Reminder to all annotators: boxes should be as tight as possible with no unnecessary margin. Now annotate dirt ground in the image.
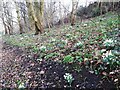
[0,42,117,89]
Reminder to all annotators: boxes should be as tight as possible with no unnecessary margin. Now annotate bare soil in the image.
[0,42,117,89]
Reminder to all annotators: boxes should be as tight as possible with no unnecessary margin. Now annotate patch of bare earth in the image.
[0,43,116,89]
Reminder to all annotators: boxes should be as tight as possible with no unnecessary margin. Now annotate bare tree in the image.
[1,13,8,34]
[14,1,24,34]
[70,0,79,26]
[1,1,14,35]
[26,1,34,31]
[44,1,57,29]
[19,1,29,32]
[26,0,44,35]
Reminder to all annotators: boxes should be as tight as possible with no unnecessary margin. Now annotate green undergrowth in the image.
[3,12,120,83]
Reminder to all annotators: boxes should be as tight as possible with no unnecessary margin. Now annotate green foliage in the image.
[74,41,83,48]
[32,46,39,53]
[17,80,25,89]
[66,34,71,38]
[75,55,83,63]
[44,53,59,60]
[106,17,119,29]
[92,7,101,17]
[39,46,46,52]
[84,53,92,58]
[102,51,120,70]
[18,82,25,89]
[64,73,74,86]
[3,12,119,81]
[103,39,115,47]
[63,55,74,63]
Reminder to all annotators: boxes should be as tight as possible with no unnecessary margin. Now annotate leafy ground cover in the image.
[1,12,120,89]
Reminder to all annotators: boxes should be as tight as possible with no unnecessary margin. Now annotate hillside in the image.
[1,12,120,89]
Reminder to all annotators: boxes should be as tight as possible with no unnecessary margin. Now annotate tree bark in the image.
[70,0,78,26]
[26,1,34,31]
[26,0,44,35]
[2,16,8,34]
[15,2,24,34]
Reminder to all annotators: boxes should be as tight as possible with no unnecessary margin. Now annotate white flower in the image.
[102,50,114,59]
[103,39,114,47]
[24,35,28,38]
[20,37,24,40]
[115,28,118,31]
[18,82,25,88]
[109,72,115,74]
[83,23,87,27]
[96,22,99,24]
[69,26,73,29]
[101,49,106,53]
[62,39,68,44]
[64,73,74,83]
[40,70,45,74]
[51,38,56,42]
[74,41,83,48]
[40,46,46,51]
[114,79,118,82]
[66,34,71,37]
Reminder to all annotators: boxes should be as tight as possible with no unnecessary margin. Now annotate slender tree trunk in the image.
[2,17,8,34]
[100,2,103,15]
[59,2,63,25]
[15,2,24,34]
[26,1,34,31]
[7,26,11,35]
[70,0,78,26]
[39,0,44,33]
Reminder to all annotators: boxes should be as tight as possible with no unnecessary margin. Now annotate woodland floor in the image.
[0,43,117,89]
[0,12,120,89]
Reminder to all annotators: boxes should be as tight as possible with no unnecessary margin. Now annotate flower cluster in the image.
[64,73,74,86]
[103,39,115,47]
[74,41,83,48]
[40,46,46,52]
[102,50,113,59]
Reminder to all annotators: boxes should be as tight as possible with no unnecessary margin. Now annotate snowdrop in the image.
[83,23,87,27]
[102,50,113,59]
[64,73,74,86]
[51,38,56,42]
[18,82,25,89]
[40,46,46,51]
[62,39,68,44]
[69,26,73,29]
[20,37,24,40]
[24,35,28,38]
[101,49,106,53]
[74,41,83,48]
[103,39,114,47]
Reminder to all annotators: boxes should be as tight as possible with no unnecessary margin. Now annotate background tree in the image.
[70,0,79,26]
[1,1,14,35]
[26,1,34,31]
[14,1,24,34]
[26,0,44,35]
[44,1,57,29]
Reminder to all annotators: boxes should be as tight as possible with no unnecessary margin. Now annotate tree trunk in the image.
[26,1,34,31]
[39,0,44,33]
[70,0,78,26]
[1,15,8,34]
[15,2,24,34]
[59,2,64,25]
[100,2,103,15]
[26,0,44,35]
[34,0,44,34]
